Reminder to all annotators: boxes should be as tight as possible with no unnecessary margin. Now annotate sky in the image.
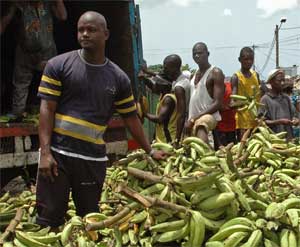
[136,0,300,79]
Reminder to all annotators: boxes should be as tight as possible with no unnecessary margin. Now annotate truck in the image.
[0,0,149,187]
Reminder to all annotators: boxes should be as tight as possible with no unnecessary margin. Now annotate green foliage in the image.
[148,64,163,73]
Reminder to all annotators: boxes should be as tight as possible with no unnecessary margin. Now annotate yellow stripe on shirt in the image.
[114,95,134,106]
[42,75,62,86]
[54,128,105,145]
[55,113,106,132]
[38,86,61,96]
[116,105,137,114]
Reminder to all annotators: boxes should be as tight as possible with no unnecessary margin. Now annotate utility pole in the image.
[275,18,287,68]
[275,24,279,68]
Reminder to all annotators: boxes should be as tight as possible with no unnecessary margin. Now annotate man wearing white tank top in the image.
[185,42,225,144]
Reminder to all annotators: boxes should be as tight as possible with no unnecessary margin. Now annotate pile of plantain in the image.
[1,124,300,247]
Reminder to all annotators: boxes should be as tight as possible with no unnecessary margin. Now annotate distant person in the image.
[140,55,190,144]
[185,42,225,144]
[0,0,67,121]
[258,69,299,140]
[143,77,177,143]
[163,55,190,146]
[282,78,300,138]
[213,80,236,150]
[231,47,261,140]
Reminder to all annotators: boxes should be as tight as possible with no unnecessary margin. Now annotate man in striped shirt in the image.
[36,11,166,228]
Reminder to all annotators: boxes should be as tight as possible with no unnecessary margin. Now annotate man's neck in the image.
[81,49,106,65]
[198,63,211,73]
[241,67,251,76]
[270,89,281,96]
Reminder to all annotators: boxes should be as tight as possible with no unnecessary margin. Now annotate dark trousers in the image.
[36,151,106,227]
[213,129,237,150]
[12,45,56,115]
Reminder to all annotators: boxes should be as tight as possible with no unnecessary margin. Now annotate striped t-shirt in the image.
[38,50,137,160]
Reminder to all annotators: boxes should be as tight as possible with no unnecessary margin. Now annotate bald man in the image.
[36,11,166,228]
[186,42,224,144]
[162,54,190,145]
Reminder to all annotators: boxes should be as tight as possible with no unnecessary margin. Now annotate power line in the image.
[281,26,300,30]
[280,48,300,51]
[280,51,300,57]
[281,41,300,46]
[259,36,276,74]
[256,48,276,63]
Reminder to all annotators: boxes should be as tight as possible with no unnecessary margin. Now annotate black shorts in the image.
[36,151,107,227]
[213,130,237,150]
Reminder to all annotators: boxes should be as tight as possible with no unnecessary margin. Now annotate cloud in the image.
[256,0,300,17]
[223,8,232,16]
[136,0,207,8]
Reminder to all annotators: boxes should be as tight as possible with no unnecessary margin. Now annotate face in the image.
[239,52,254,70]
[163,61,178,81]
[193,45,209,66]
[77,15,109,51]
[270,73,285,92]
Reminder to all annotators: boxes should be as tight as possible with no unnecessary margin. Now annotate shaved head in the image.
[164,54,182,70]
[78,11,107,30]
[77,11,109,54]
[192,42,209,66]
[193,42,208,52]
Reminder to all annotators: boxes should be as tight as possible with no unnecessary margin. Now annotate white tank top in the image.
[189,65,221,121]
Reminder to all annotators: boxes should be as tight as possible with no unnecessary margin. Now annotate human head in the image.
[77,11,109,51]
[239,47,254,71]
[162,54,182,81]
[267,69,285,93]
[282,79,294,95]
[192,42,209,67]
[153,75,172,95]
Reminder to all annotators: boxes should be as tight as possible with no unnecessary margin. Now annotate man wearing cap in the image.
[258,69,299,140]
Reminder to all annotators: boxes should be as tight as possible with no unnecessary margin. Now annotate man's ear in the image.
[105,29,110,40]
[208,51,210,56]
[238,56,241,62]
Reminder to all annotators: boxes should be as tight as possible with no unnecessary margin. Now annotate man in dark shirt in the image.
[258,69,299,140]
[0,0,67,120]
[36,11,166,228]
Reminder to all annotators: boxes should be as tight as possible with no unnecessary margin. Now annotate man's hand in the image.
[184,119,194,136]
[151,150,168,160]
[279,119,293,125]
[39,151,58,182]
[292,118,299,126]
[138,70,146,80]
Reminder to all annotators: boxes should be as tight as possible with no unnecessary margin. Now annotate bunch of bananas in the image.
[230,93,262,118]
[1,124,300,246]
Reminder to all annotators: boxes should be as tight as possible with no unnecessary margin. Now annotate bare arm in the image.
[123,115,168,159]
[230,73,238,105]
[296,101,300,113]
[39,99,58,182]
[0,5,17,34]
[123,114,152,153]
[191,68,224,120]
[265,119,292,126]
[145,96,175,124]
[174,86,186,141]
[51,0,67,21]
[256,72,261,100]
